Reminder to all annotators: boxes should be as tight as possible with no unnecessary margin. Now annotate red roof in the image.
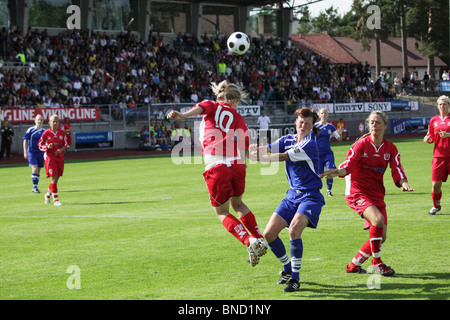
[291,33,446,67]
[291,33,357,64]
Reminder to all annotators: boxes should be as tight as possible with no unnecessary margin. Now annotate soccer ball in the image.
[227,32,250,55]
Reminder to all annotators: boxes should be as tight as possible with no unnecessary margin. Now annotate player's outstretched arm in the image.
[248,143,287,162]
[319,168,347,179]
[167,106,204,121]
[248,143,268,161]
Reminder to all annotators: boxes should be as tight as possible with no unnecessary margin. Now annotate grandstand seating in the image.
[1,26,433,113]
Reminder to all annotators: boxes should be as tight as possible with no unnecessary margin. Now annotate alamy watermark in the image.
[366,266,382,289]
[66,5,81,30]
[66,265,81,290]
[367,5,381,30]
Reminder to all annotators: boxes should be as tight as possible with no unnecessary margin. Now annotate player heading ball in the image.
[167,80,268,267]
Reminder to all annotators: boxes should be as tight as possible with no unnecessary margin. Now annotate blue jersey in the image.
[23,126,46,153]
[314,122,338,156]
[269,132,322,191]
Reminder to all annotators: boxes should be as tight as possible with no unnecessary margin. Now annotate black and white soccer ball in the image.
[227,32,250,55]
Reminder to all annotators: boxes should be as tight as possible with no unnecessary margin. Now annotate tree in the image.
[29,1,67,28]
[312,6,340,34]
[350,0,408,77]
[291,0,449,79]
[399,1,409,77]
[407,0,450,76]
[351,0,383,77]
[310,5,363,37]
[295,6,313,34]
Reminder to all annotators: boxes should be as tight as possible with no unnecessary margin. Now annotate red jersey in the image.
[339,136,408,200]
[426,115,450,158]
[197,100,249,158]
[38,128,68,160]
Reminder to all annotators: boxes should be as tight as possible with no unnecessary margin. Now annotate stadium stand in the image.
[0,26,412,111]
[0,25,443,155]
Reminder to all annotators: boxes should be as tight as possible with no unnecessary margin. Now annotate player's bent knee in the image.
[263,229,277,243]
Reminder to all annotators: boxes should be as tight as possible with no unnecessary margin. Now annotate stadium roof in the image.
[291,33,446,67]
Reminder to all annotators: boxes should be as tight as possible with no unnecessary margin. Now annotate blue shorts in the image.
[28,151,45,168]
[275,188,325,228]
[318,151,336,174]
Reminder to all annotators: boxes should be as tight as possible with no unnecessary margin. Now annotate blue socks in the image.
[290,239,303,281]
[327,178,333,192]
[269,237,291,272]
[269,237,304,281]
[32,173,40,189]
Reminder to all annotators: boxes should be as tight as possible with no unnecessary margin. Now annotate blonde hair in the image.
[49,114,59,122]
[210,80,249,104]
[355,111,388,142]
[437,95,450,104]
[366,110,388,125]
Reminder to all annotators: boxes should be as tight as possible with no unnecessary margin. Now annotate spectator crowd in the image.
[0,26,434,113]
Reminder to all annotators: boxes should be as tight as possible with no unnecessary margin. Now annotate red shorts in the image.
[45,157,64,178]
[203,163,246,207]
[345,193,387,229]
[432,157,450,182]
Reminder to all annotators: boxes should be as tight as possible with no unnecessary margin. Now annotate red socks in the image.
[48,183,59,202]
[222,211,263,247]
[369,226,384,265]
[49,183,57,194]
[222,215,251,246]
[350,240,371,267]
[432,191,442,208]
[239,211,263,239]
[349,226,384,268]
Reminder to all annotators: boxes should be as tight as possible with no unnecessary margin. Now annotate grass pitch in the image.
[0,137,448,300]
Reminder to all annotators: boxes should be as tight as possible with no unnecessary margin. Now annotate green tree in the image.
[28,1,67,28]
[333,10,360,37]
[407,0,450,74]
[312,6,340,34]
[295,6,313,34]
[350,0,409,77]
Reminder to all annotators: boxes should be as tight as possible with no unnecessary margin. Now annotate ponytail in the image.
[210,80,249,104]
